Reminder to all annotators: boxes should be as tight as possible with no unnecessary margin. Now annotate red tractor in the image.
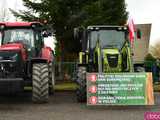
[0,22,54,103]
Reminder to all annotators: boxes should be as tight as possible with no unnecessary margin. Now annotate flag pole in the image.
[127,17,136,72]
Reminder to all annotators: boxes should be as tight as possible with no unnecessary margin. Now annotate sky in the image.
[0,0,159,45]
[0,0,25,21]
[126,0,160,45]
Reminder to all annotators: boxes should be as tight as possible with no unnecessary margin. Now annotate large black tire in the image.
[76,66,86,102]
[49,62,55,95]
[32,63,49,103]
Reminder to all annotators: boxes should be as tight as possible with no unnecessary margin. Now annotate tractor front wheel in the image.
[76,66,86,102]
[32,63,49,103]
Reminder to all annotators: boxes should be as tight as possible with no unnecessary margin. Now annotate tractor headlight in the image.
[0,25,5,29]
[31,24,36,28]
[123,27,127,30]
[28,48,31,51]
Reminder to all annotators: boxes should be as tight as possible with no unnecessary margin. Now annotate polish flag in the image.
[127,18,136,44]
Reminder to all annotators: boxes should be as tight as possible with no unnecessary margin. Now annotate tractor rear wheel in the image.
[32,63,49,103]
[76,66,86,102]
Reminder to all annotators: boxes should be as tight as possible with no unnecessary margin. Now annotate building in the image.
[133,24,151,64]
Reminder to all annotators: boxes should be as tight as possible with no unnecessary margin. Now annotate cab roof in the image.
[0,22,42,27]
[87,25,127,30]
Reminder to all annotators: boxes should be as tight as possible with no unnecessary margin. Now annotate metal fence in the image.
[54,62,77,83]
[54,61,160,84]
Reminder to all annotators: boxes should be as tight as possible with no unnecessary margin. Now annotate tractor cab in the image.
[87,26,127,50]
[0,22,44,58]
[75,25,132,73]
[87,26,131,72]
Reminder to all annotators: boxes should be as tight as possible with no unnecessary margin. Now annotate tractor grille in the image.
[0,62,19,78]
[106,54,118,68]
[0,51,23,78]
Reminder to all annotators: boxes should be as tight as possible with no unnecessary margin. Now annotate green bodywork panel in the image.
[102,49,121,72]
[79,51,89,64]
[93,41,132,72]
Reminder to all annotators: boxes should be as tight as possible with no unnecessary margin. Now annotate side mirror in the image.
[137,28,142,39]
[74,27,85,42]
[42,31,48,37]
[0,24,5,31]
[42,30,52,37]
[74,28,80,40]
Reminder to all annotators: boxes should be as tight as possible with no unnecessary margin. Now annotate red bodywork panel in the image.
[0,22,42,27]
[41,46,53,62]
[0,43,27,61]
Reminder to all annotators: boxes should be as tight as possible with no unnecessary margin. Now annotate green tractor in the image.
[74,25,139,102]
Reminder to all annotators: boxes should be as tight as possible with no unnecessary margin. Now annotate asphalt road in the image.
[0,92,159,120]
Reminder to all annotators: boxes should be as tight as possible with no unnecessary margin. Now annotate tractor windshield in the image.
[2,29,34,48]
[90,29,126,49]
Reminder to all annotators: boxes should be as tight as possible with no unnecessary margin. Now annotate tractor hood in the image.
[102,48,121,72]
[0,43,24,51]
[0,43,27,61]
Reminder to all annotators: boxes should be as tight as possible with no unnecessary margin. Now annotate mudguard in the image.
[41,46,53,62]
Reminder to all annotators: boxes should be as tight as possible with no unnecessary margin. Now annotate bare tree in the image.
[149,41,160,59]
